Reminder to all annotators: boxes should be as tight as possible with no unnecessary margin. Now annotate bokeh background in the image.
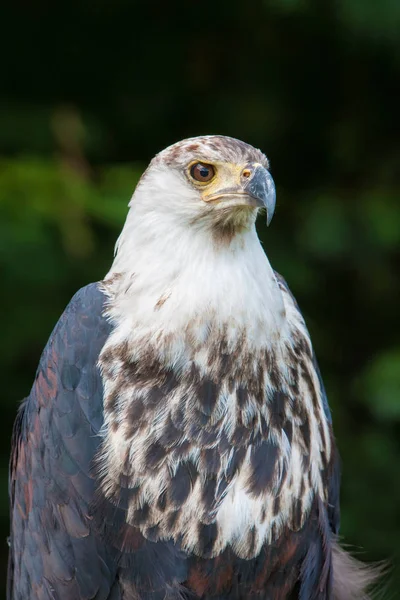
[1,0,399,596]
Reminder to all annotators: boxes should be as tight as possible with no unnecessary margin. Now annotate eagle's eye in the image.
[189,162,215,183]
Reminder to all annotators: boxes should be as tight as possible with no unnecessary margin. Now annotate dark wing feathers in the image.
[8,283,115,600]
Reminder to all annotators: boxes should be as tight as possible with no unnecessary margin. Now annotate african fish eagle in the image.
[8,136,377,599]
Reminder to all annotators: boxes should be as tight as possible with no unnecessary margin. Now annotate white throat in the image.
[103,199,287,353]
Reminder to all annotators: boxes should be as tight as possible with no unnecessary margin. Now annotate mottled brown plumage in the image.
[8,136,379,599]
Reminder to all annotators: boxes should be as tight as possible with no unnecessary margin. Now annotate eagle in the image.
[8,136,377,599]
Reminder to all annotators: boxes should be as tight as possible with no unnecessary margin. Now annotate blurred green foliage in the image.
[1,0,399,596]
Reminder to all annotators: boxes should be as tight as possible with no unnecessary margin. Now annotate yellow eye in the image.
[190,162,215,183]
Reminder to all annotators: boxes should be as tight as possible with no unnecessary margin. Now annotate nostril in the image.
[242,169,251,179]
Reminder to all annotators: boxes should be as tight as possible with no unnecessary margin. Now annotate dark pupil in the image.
[199,166,209,179]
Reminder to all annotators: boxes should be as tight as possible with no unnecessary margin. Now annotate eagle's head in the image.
[148,135,275,229]
[124,135,275,243]
[109,136,281,322]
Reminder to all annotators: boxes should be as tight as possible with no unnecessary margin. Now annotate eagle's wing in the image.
[7,283,118,600]
[274,270,341,536]
[273,271,381,600]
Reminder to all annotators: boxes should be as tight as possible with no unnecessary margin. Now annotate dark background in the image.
[1,0,399,596]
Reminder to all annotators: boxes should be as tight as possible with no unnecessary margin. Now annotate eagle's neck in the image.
[103,212,287,354]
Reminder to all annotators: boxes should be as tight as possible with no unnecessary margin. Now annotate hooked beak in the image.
[242,165,276,226]
[203,164,276,226]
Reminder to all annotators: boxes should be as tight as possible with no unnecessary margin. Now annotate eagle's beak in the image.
[203,164,276,226]
[242,165,276,226]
